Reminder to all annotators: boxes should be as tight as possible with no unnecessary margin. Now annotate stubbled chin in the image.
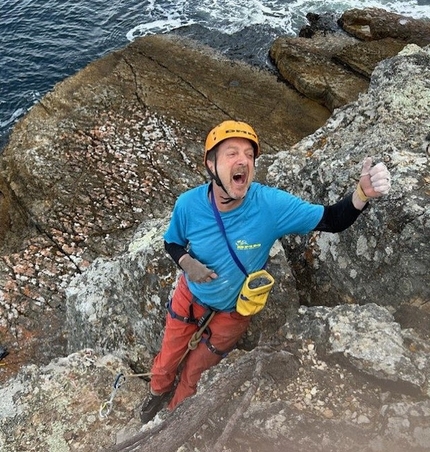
[230,183,249,199]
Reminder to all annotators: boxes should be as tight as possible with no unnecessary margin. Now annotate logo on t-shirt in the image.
[236,240,261,250]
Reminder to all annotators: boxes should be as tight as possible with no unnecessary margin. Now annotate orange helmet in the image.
[204,120,260,164]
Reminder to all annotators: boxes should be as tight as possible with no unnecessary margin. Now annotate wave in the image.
[1,0,428,149]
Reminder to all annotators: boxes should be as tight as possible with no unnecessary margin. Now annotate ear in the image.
[206,159,215,174]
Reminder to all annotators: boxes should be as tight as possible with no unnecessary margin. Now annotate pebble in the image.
[323,409,334,419]
[357,414,371,424]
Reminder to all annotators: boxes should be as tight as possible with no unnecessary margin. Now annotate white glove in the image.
[179,254,218,283]
[357,157,391,201]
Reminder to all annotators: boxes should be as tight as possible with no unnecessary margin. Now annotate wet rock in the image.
[339,8,430,45]
[299,12,341,38]
[172,23,282,73]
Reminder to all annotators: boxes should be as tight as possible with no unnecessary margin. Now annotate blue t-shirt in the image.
[164,182,323,311]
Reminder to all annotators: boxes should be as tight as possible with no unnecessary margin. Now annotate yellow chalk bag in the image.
[236,269,275,316]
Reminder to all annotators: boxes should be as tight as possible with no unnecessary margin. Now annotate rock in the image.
[299,12,341,38]
[0,33,329,379]
[377,400,430,451]
[2,340,429,452]
[268,44,430,313]
[171,23,282,73]
[270,31,368,111]
[394,304,430,340]
[0,350,147,451]
[334,37,408,77]
[65,218,173,362]
[339,8,430,45]
[270,8,430,111]
[282,303,430,396]
[0,190,10,243]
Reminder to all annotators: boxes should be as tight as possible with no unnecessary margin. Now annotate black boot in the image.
[139,391,172,423]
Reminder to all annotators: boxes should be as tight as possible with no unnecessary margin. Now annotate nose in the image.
[237,150,249,165]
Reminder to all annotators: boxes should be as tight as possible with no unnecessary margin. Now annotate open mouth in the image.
[232,172,247,185]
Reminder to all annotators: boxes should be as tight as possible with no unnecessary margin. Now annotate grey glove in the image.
[179,254,218,283]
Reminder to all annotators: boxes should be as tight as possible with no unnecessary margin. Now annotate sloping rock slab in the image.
[334,37,408,77]
[0,34,329,381]
[270,32,369,111]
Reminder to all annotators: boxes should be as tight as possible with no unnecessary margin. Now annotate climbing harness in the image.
[99,300,221,418]
[166,298,197,324]
[167,298,229,358]
[201,337,229,358]
[178,308,216,363]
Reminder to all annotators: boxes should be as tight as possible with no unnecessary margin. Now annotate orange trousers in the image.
[150,274,251,410]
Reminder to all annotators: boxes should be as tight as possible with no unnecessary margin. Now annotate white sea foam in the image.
[1,0,428,147]
[125,0,430,40]
[0,108,25,129]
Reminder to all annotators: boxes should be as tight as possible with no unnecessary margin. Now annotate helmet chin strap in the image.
[206,154,237,205]
[207,169,236,204]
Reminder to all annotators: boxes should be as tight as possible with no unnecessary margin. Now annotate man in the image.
[140,120,391,422]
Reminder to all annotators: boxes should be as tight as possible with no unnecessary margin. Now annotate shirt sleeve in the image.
[268,187,324,236]
[164,240,188,266]
[163,196,188,247]
[314,193,367,232]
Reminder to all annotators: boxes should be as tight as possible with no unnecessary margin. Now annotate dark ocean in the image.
[1,0,429,151]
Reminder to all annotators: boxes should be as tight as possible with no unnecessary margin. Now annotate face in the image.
[207,137,255,202]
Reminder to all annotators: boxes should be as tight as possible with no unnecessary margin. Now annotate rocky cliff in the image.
[0,8,429,452]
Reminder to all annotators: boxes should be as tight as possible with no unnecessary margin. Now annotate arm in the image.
[314,193,367,232]
[164,241,188,266]
[164,241,218,283]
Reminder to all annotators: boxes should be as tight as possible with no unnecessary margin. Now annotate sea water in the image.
[1,0,429,150]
